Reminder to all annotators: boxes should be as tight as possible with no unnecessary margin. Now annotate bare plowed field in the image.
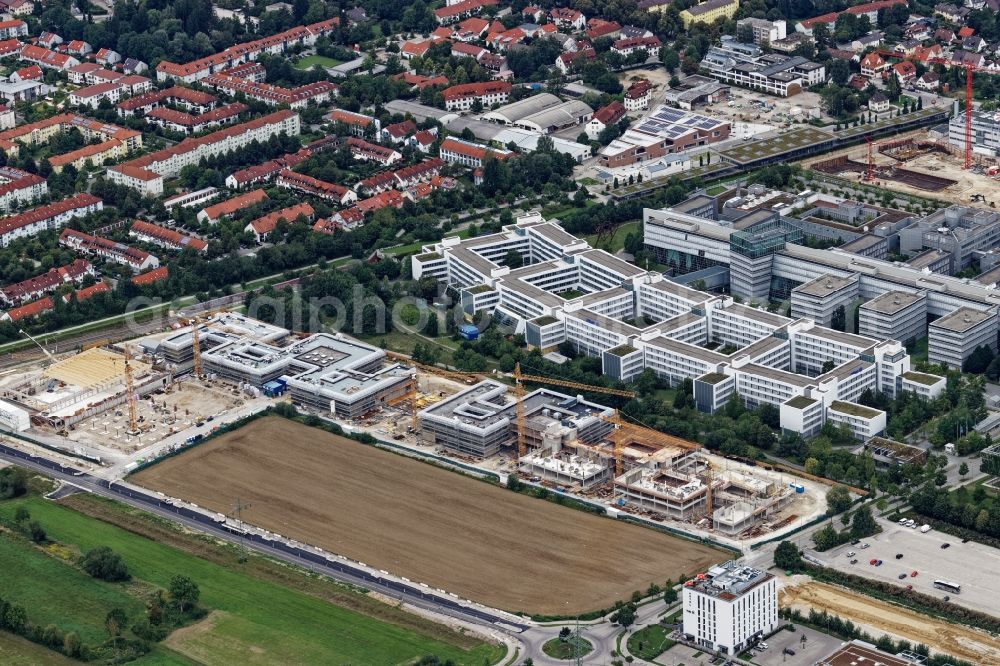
[133,417,726,615]
[780,579,1000,663]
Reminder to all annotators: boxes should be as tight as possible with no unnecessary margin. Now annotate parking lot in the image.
[751,625,843,666]
[814,517,1000,616]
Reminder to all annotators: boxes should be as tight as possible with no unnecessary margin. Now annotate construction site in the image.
[806,129,1000,206]
[374,363,827,545]
[0,310,826,546]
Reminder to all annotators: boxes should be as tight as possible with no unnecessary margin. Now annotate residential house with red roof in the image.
[860,52,888,77]
[276,170,357,206]
[130,220,208,253]
[245,202,315,242]
[439,137,514,168]
[20,44,78,70]
[586,101,626,139]
[381,119,416,144]
[585,19,621,40]
[59,228,159,272]
[892,60,917,83]
[442,81,511,111]
[434,0,497,25]
[0,258,93,306]
[197,189,268,224]
[549,7,586,30]
[131,266,168,286]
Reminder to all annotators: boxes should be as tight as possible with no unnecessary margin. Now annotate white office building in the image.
[683,561,777,656]
[413,211,930,436]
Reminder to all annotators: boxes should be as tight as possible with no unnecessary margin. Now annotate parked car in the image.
[860,543,870,549]
[876,560,883,566]
[941,543,951,549]
[911,571,918,577]
[850,559,858,564]
[895,553,904,559]
[906,584,913,590]
[870,558,878,565]
[846,551,856,557]
[783,648,796,656]
[898,573,908,579]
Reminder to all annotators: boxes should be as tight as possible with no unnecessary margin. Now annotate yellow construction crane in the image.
[122,345,139,436]
[191,321,202,378]
[514,363,527,458]
[184,308,230,379]
[512,367,637,398]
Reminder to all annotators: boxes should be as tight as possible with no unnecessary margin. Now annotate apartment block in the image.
[0,193,102,247]
[108,110,300,196]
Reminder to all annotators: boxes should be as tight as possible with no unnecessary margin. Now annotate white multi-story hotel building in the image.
[683,561,777,656]
[413,212,936,436]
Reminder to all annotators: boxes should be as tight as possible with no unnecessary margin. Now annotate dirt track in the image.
[779,579,1000,663]
[133,417,726,615]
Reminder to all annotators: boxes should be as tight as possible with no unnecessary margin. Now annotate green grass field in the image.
[0,631,76,665]
[584,220,640,253]
[0,495,502,665]
[0,533,147,645]
[627,624,676,660]
[293,55,342,70]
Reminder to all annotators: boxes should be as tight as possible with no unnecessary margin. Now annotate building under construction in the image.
[0,346,171,431]
[615,452,792,534]
[148,315,415,420]
[417,380,615,459]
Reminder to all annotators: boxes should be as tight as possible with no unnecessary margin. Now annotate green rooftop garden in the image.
[786,395,816,409]
[606,344,637,357]
[902,371,943,386]
[830,400,880,418]
[416,252,441,262]
[698,372,730,385]
[532,315,558,326]
[466,284,493,294]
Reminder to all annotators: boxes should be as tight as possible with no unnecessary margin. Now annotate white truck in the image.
[920,524,931,533]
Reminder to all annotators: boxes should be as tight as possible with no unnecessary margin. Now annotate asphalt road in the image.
[0,442,529,636]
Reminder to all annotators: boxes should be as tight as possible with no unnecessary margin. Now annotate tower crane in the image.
[123,345,139,436]
[929,57,996,170]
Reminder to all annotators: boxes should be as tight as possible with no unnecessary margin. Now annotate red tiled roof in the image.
[0,258,91,303]
[434,0,498,20]
[593,101,626,125]
[13,64,40,79]
[155,18,340,78]
[131,266,168,286]
[0,193,100,237]
[130,220,207,251]
[799,0,906,29]
[5,296,53,321]
[200,189,268,221]
[442,81,511,101]
[249,202,315,235]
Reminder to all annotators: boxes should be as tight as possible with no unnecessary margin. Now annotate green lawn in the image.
[293,55,342,70]
[627,624,676,660]
[0,631,76,665]
[584,220,640,253]
[542,635,593,659]
[0,495,502,665]
[0,532,147,645]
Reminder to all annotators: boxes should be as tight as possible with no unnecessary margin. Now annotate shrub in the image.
[80,546,130,582]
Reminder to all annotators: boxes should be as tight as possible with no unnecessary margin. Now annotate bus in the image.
[933,580,961,594]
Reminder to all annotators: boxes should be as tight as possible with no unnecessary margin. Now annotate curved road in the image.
[0,442,530,637]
